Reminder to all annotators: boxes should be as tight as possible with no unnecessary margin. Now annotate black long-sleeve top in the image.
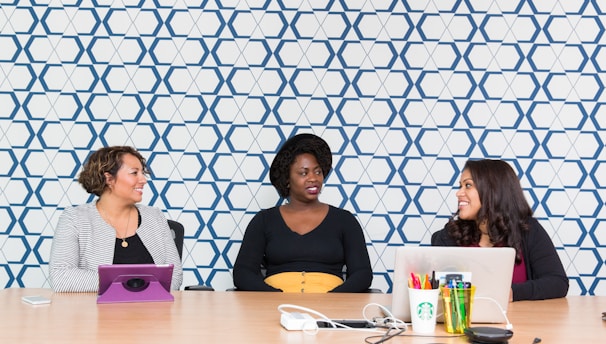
[233,205,372,292]
[431,217,569,301]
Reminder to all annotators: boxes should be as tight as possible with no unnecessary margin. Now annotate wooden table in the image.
[1,288,604,343]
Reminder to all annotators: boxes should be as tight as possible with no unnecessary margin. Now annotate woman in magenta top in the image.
[431,159,568,301]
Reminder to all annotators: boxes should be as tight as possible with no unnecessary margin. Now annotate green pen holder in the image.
[441,285,475,334]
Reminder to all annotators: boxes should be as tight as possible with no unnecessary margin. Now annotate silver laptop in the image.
[390,246,516,323]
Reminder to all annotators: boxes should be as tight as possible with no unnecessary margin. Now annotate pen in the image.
[457,283,467,329]
[424,274,432,290]
[410,273,420,289]
[464,286,470,327]
[450,287,457,332]
[453,285,465,332]
[442,287,454,332]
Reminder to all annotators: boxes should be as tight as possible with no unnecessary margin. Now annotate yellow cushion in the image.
[264,271,343,293]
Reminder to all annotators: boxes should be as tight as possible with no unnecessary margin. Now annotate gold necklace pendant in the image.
[99,203,133,249]
[120,209,131,248]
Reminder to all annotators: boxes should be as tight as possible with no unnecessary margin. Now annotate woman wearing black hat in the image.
[233,133,373,292]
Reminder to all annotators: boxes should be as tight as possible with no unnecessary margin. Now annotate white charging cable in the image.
[277,303,393,333]
[474,297,513,330]
[362,302,408,331]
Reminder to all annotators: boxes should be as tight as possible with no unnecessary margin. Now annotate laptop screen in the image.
[390,246,515,323]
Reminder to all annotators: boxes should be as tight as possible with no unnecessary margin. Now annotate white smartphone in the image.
[21,295,52,305]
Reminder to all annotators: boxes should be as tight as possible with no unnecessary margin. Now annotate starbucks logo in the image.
[416,301,434,320]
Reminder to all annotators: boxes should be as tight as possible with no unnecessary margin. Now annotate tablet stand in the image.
[97,274,174,304]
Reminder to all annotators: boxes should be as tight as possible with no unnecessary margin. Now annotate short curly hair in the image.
[78,146,149,196]
[269,133,332,198]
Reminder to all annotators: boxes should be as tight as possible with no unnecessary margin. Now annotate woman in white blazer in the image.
[49,146,182,292]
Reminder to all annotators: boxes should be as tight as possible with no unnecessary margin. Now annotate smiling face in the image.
[456,168,482,221]
[105,153,147,204]
[287,153,324,203]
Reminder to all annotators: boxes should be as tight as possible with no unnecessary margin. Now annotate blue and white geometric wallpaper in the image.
[1,0,605,295]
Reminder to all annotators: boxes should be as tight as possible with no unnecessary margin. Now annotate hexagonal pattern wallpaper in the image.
[0,1,605,295]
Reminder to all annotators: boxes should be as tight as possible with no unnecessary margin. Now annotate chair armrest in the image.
[184,285,215,291]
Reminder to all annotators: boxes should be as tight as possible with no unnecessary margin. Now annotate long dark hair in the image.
[445,159,533,262]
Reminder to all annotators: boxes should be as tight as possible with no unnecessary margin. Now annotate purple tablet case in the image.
[97,264,174,304]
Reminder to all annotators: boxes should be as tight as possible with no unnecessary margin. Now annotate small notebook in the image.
[390,246,516,323]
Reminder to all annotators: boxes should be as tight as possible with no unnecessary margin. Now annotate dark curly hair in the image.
[78,146,149,197]
[445,159,533,263]
[269,133,332,198]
